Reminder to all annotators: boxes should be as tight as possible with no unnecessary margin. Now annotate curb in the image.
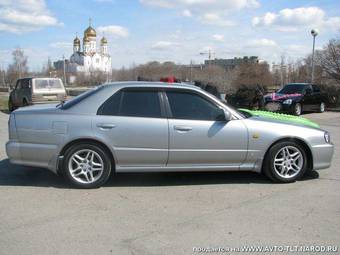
[326,108,340,112]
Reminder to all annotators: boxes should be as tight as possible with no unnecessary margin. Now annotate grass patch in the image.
[0,96,8,111]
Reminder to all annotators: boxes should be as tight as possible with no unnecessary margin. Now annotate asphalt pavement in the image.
[0,111,339,255]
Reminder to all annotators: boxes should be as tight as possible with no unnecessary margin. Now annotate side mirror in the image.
[224,110,232,121]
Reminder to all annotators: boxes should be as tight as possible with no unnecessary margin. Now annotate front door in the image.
[94,88,168,169]
[165,90,248,167]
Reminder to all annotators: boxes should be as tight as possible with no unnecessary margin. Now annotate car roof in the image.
[102,81,200,91]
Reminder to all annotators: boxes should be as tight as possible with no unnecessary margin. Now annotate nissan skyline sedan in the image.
[6,82,334,188]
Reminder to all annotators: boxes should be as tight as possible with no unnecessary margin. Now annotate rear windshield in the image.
[60,86,104,109]
[34,79,64,90]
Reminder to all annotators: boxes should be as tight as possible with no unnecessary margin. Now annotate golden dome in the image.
[83,36,90,43]
[84,26,96,38]
[100,36,107,44]
[73,36,80,45]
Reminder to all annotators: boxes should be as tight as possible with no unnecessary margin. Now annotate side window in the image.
[312,85,320,93]
[98,90,162,118]
[166,91,223,121]
[15,80,22,90]
[21,79,30,89]
[98,90,122,116]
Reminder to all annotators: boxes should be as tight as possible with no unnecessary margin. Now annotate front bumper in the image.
[311,143,334,170]
[264,101,294,113]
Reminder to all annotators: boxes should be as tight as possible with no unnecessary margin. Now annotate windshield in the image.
[277,84,307,94]
[34,79,64,90]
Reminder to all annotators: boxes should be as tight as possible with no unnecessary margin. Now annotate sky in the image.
[0,0,339,71]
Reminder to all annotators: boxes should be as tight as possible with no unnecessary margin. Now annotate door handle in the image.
[174,125,192,132]
[96,123,116,129]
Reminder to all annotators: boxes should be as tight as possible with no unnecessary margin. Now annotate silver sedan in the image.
[6,82,334,188]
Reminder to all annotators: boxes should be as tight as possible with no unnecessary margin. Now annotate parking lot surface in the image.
[0,111,339,254]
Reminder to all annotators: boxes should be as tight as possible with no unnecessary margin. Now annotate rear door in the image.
[12,80,22,106]
[165,90,248,167]
[302,85,314,111]
[94,88,169,169]
[20,79,31,103]
[312,85,322,110]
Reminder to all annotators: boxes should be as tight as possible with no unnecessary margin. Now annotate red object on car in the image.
[160,76,176,83]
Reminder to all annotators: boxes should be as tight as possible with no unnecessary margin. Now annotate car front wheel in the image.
[62,143,112,188]
[318,102,325,113]
[263,141,308,183]
[293,103,302,116]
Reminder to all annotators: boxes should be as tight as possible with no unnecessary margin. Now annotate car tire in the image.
[8,99,15,112]
[318,102,325,113]
[23,99,28,107]
[293,103,302,116]
[263,141,308,183]
[62,143,112,189]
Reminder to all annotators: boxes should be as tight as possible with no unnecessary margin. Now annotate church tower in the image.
[73,35,80,53]
[83,36,90,53]
[84,18,96,53]
[100,36,108,55]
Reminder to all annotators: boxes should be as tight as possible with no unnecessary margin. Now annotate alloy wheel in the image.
[68,149,104,184]
[273,146,304,179]
[320,102,325,112]
[295,103,301,115]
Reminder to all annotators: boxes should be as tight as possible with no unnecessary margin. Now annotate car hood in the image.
[239,109,320,129]
[264,92,303,102]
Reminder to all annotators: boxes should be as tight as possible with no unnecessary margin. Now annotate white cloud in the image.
[247,38,278,48]
[97,25,129,38]
[0,0,62,34]
[151,41,180,50]
[141,0,259,26]
[201,13,234,27]
[140,0,259,10]
[212,34,224,42]
[182,9,192,17]
[49,42,73,49]
[252,7,340,32]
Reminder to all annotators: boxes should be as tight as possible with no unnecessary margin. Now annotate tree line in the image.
[1,38,339,104]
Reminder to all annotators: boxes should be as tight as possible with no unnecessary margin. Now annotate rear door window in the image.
[98,89,162,118]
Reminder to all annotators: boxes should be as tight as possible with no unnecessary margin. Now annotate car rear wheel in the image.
[23,99,28,107]
[293,103,302,116]
[263,141,308,183]
[318,102,325,113]
[62,143,112,188]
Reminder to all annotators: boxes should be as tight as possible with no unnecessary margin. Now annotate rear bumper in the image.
[6,141,21,163]
[6,140,59,172]
[311,143,334,170]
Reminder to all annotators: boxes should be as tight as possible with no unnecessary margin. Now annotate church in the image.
[66,20,112,74]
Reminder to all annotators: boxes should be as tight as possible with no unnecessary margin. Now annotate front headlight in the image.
[283,99,293,104]
[324,132,331,143]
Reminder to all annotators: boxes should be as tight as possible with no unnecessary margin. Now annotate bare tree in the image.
[6,48,28,86]
[317,39,340,85]
[232,62,273,89]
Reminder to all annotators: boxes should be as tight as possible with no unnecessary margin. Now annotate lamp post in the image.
[62,55,67,86]
[199,49,215,80]
[311,28,319,83]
